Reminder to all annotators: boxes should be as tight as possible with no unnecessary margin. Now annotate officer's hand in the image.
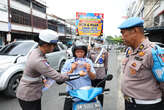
[88,45,91,50]
[84,63,91,72]
[79,70,87,76]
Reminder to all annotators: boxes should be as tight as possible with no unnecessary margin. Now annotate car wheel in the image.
[4,73,22,98]
[59,60,65,72]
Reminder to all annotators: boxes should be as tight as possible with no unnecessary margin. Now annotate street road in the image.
[0,49,125,110]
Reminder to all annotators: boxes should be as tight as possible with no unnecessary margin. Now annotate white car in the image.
[0,40,67,97]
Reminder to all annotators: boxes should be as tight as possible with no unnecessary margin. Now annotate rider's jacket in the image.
[61,57,96,91]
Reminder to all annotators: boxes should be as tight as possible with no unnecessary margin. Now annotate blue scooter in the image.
[59,74,113,110]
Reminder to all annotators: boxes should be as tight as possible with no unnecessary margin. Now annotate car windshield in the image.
[58,43,67,50]
[0,41,35,56]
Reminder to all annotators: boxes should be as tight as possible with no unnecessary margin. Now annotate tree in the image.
[106,35,123,44]
[106,35,114,43]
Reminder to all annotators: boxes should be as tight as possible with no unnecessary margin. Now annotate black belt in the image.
[124,96,162,105]
[124,96,136,104]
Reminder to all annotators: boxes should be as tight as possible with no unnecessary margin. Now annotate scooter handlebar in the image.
[103,88,110,92]
[59,92,69,96]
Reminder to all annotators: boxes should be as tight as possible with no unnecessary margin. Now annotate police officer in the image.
[61,43,96,110]
[118,17,164,110]
[16,29,84,110]
[88,38,109,106]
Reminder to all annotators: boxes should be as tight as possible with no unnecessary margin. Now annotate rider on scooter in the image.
[61,43,96,110]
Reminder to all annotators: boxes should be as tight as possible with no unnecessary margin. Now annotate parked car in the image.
[0,40,67,97]
[0,45,3,49]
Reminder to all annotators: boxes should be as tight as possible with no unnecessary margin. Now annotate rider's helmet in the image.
[39,29,58,45]
[72,43,88,57]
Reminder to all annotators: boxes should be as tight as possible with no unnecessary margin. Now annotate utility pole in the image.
[30,1,33,33]
[7,0,11,44]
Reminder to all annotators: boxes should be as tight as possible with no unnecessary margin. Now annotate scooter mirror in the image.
[106,74,113,81]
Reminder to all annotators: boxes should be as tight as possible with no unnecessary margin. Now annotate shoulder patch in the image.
[139,44,144,51]
[138,51,145,57]
[131,62,136,67]
[130,68,136,75]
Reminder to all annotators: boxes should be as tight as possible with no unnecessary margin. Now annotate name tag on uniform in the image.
[134,56,143,61]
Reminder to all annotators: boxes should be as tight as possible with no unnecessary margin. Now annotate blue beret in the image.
[118,17,144,29]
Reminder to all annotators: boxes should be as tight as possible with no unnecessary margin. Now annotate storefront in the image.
[145,26,164,43]
[11,30,39,42]
[0,31,7,46]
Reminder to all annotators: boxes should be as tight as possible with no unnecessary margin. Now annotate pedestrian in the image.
[16,29,84,110]
[118,17,164,110]
[88,38,109,106]
[61,43,96,110]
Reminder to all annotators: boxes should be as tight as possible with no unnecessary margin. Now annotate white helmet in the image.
[39,29,58,44]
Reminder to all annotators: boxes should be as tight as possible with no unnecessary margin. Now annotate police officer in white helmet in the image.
[16,29,86,110]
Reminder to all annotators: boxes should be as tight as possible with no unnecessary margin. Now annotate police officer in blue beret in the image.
[118,17,164,110]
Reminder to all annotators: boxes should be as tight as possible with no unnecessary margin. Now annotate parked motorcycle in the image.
[59,74,113,110]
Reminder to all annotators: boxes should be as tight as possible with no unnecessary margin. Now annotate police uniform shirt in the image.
[88,48,108,79]
[16,48,69,101]
[121,39,164,100]
[61,57,96,91]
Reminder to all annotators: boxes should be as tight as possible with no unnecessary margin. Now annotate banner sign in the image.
[76,12,104,37]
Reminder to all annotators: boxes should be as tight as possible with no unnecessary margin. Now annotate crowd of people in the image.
[16,17,164,110]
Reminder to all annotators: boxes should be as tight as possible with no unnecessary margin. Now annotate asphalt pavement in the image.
[0,49,125,110]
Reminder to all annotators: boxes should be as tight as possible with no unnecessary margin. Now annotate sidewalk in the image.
[117,53,125,110]
[103,50,125,110]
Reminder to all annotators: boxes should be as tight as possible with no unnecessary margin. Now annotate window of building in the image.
[154,15,160,26]
[33,16,47,29]
[58,25,65,33]
[161,13,164,26]
[140,7,144,18]
[48,23,58,32]
[11,8,31,26]
[11,8,47,28]
[14,0,30,7]
[32,1,46,13]
[48,20,58,32]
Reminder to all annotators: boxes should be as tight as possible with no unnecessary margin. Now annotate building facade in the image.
[10,0,47,41]
[0,0,75,46]
[0,0,8,45]
[127,0,164,43]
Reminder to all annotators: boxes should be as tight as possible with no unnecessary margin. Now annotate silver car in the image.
[0,40,67,97]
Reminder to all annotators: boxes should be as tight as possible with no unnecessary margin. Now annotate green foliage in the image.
[106,35,123,44]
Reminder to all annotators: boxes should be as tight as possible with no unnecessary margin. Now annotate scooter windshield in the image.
[69,87,103,102]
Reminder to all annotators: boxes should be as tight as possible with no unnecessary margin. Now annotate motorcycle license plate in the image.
[75,101,102,110]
